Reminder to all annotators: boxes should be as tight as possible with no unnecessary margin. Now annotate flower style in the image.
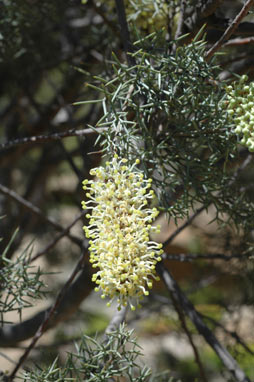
[226,75,254,152]
[82,155,163,311]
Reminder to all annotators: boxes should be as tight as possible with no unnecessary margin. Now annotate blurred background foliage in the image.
[0,0,254,381]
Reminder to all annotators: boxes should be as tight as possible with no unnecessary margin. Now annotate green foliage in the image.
[0,228,47,322]
[86,33,254,231]
[0,0,67,84]
[22,325,176,382]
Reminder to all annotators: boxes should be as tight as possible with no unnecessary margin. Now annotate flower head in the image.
[225,75,254,152]
[82,155,162,310]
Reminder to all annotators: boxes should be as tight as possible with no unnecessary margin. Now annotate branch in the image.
[0,183,82,247]
[0,264,93,348]
[163,153,252,249]
[205,0,254,60]
[58,140,82,180]
[198,0,224,18]
[156,261,250,382]
[0,351,17,366]
[202,314,254,356]
[184,0,224,35]
[229,153,253,186]
[115,0,136,67]
[169,290,208,382]
[164,252,250,262]
[30,211,85,263]
[175,0,187,39]
[219,57,254,81]
[104,306,128,337]
[8,251,94,380]
[162,205,207,248]
[9,252,85,380]
[223,36,254,47]
[0,128,106,151]
[90,0,119,35]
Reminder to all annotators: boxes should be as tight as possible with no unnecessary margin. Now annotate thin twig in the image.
[229,153,253,186]
[0,128,106,151]
[30,211,85,263]
[156,261,250,382]
[0,265,93,347]
[58,140,82,179]
[206,0,254,60]
[183,0,223,38]
[198,0,224,18]
[163,205,207,248]
[164,252,250,262]
[175,0,187,39]
[0,351,17,366]
[0,183,82,247]
[223,36,254,47]
[170,291,208,382]
[90,0,118,35]
[115,0,136,67]
[202,314,254,356]
[9,251,87,380]
[104,306,128,338]
[163,153,252,249]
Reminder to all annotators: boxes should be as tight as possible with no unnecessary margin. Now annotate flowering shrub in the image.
[82,155,163,310]
[226,75,254,152]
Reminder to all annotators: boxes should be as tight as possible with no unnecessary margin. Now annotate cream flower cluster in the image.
[226,75,254,152]
[82,155,163,311]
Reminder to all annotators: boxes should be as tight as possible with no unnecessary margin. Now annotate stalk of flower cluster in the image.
[81,155,163,311]
[225,74,254,152]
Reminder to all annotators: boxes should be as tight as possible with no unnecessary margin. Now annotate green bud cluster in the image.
[225,75,254,152]
[126,0,168,33]
[103,0,168,33]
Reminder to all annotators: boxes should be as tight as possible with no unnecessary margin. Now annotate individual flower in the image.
[82,155,163,311]
[225,74,254,152]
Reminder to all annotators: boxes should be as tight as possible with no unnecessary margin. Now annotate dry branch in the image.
[156,262,250,382]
